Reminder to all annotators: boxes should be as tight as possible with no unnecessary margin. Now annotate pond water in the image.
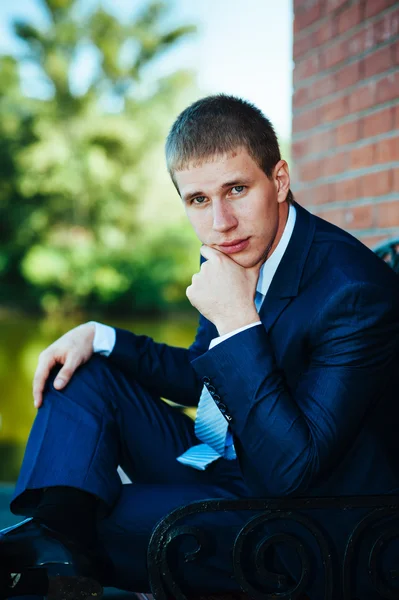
[0,313,198,483]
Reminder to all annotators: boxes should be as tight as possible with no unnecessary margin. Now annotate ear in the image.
[273,160,290,204]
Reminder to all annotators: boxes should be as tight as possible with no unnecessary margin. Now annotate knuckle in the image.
[38,350,48,361]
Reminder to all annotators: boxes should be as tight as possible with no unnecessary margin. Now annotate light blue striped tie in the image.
[177,291,264,470]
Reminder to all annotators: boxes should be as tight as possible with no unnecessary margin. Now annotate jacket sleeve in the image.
[190,281,399,496]
[106,312,217,406]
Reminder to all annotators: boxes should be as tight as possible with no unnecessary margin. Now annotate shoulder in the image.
[304,213,399,296]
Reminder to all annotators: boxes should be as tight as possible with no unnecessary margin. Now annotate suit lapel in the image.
[259,202,316,332]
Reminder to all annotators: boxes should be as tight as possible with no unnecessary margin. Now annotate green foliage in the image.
[0,0,199,315]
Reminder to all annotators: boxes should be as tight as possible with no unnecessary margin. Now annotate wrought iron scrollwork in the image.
[374,239,399,272]
[147,495,399,600]
[232,510,333,599]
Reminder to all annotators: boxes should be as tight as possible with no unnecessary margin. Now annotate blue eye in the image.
[192,196,206,204]
[232,186,245,194]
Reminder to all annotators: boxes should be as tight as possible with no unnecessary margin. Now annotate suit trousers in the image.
[10,355,260,595]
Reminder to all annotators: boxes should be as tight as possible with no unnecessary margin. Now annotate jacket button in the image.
[218,402,227,411]
[207,385,216,393]
[202,376,210,384]
[213,394,221,401]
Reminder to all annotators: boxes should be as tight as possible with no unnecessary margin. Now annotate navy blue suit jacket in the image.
[111,202,399,500]
[110,202,399,594]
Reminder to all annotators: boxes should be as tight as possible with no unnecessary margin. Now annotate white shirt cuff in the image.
[87,321,116,356]
[209,321,262,349]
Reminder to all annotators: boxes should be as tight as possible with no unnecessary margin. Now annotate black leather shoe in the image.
[0,518,114,599]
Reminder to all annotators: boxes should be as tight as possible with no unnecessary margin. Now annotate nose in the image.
[212,201,238,233]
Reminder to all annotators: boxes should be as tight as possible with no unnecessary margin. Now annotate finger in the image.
[53,355,80,390]
[186,284,195,303]
[33,355,56,408]
[199,245,223,260]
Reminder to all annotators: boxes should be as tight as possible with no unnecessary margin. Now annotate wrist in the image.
[215,308,260,337]
[83,321,96,344]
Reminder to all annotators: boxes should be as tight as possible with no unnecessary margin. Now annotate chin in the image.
[230,254,259,269]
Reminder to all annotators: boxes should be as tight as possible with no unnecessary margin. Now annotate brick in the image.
[312,183,335,206]
[349,82,377,113]
[323,95,349,122]
[350,144,374,170]
[309,129,334,153]
[343,204,374,229]
[335,177,360,201]
[374,137,399,164]
[336,120,360,146]
[326,0,348,14]
[300,159,323,182]
[316,19,338,45]
[394,39,399,65]
[315,207,345,228]
[309,74,336,101]
[292,139,310,161]
[375,201,399,227]
[362,107,394,138]
[375,72,399,105]
[294,1,322,33]
[394,167,399,192]
[347,29,367,59]
[293,87,310,108]
[337,3,363,35]
[293,34,314,60]
[335,61,361,91]
[364,0,397,19]
[373,8,399,45]
[322,151,349,177]
[295,183,336,207]
[359,170,393,197]
[292,107,321,134]
[291,188,308,206]
[313,182,336,204]
[293,54,320,84]
[363,23,377,53]
[322,39,347,69]
[362,45,394,79]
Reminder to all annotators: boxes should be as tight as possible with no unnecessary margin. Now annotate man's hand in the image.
[186,246,260,336]
[33,322,96,409]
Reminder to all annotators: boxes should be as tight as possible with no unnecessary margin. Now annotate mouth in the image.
[217,237,250,254]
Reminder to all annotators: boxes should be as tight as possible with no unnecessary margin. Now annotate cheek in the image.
[186,211,209,241]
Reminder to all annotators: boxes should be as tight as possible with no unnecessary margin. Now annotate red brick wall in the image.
[292,0,399,249]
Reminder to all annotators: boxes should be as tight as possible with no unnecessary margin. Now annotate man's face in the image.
[174,147,289,269]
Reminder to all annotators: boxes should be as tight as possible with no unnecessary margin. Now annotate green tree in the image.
[0,0,199,316]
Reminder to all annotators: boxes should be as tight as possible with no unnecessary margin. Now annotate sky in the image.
[0,0,293,139]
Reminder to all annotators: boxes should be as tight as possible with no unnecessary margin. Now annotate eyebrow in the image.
[221,178,251,189]
[182,177,252,203]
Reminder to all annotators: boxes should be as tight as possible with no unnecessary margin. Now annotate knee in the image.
[46,354,109,388]
[44,355,115,411]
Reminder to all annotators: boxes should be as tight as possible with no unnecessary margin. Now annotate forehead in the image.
[174,148,263,196]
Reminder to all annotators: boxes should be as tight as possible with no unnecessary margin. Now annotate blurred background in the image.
[0,0,398,487]
[0,0,293,483]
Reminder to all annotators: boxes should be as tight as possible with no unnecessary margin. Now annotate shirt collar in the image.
[256,203,297,297]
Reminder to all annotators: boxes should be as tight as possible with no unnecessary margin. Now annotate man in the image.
[1,95,398,600]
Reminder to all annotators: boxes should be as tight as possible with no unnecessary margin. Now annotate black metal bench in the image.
[146,238,399,600]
